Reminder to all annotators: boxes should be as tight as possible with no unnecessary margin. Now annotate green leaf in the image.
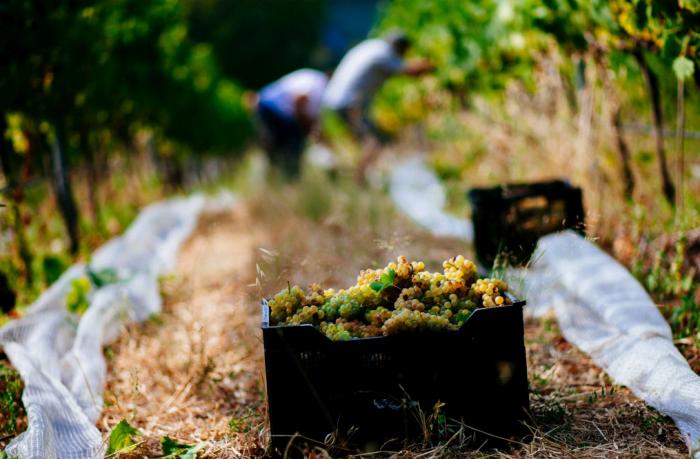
[180,444,205,459]
[380,268,397,285]
[673,56,695,81]
[161,436,205,459]
[87,267,120,288]
[161,436,192,455]
[371,268,397,293]
[66,277,92,315]
[107,419,141,454]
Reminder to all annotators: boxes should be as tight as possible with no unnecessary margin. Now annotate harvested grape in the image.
[267,255,512,340]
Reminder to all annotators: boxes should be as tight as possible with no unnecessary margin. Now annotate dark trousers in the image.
[256,103,305,178]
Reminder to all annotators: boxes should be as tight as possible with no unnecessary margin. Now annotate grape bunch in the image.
[267,255,512,340]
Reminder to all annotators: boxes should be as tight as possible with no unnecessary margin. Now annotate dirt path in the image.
[98,185,688,458]
[99,205,268,457]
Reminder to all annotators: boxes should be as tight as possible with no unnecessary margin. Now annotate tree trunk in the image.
[676,78,685,216]
[593,52,634,199]
[612,109,635,200]
[49,122,80,254]
[560,67,578,116]
[80,128,100,225]
[0,116,33,286]
[633,49,676,206]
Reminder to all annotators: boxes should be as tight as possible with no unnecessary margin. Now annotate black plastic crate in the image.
[261,296,529,454]
[468,180,585,268]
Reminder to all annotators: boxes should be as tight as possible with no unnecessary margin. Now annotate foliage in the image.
[42,256,69,287]
[0,363,25,438]
[670,291,700,339]
[374,0,697,126]
[376,0,539,92]
[65,277,91,316]
[0,0,252,155]
[370,268,397,293]
[184,0,327,88]
[0,0,253,293]
[107,419,142,455]
[642,238,695,299]
[612,0,700,82]
[86,267,119,288]
[161,436,205,459]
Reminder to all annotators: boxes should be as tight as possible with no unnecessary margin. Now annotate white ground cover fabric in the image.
[1,193,235,459]
[390,156,473,241]
[390,156,700,457]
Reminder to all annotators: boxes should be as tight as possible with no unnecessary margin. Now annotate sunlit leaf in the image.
[673,56,695,81]
[161,436,206,459]
[107,420,141,455]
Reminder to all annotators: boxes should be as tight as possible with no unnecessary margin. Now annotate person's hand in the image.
[405,60,435,76]
[242,91,259,111]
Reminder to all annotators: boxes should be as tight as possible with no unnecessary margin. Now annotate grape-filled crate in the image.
[261,256,530,453]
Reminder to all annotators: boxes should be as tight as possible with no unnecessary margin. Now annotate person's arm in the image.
[242,90,259,111]
[402,59,435,76]
[293,94,314,133]
[380,50,434,77]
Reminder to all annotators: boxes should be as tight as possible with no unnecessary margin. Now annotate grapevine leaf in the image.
[107,419,141,454]
[161,436,205,458]
[372,269,397,293]
[673,56,694,81]
[162,436,192,455]
[180,444,206,459]
[87,266,119,288]
[379,268,397,286]
[66,277,91,315]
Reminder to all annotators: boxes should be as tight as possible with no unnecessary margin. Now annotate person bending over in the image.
[256,68,328,178]
[322,32,432,182]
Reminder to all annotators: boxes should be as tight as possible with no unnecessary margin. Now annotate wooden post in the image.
[634,49,676,206]
[49,122,80,254]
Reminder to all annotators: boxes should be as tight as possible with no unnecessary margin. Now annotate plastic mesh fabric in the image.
[513,232,700,457]
[1,193,235,458]
[390,156,474,241]
[390,157,700,457]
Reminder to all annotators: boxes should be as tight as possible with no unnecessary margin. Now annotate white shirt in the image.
[322,39,405,111]
[259,69,328,120]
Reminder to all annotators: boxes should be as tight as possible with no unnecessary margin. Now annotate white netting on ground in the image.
[0,193,236,459]
[390,156,473,241]
[390,156,700,457]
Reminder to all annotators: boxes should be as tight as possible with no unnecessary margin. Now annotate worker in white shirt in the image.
[255,68,328,178]
[322,32,432,182]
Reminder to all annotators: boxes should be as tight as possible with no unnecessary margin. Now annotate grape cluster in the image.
[268,255,512,340]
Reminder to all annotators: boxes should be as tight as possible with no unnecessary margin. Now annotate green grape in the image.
[365,306,392,326]
[286,305,323,325]
[338,297,363,319]
[382,309,457,335]
[320,322,353,341]
[303,283,327,307]
[268,255,510,338]
[470,278,510,308]
[268,285,305,324]
[453,309,472,326]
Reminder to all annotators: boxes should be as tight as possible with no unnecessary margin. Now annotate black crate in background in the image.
[468,180,585,269]
[261,296,529,455]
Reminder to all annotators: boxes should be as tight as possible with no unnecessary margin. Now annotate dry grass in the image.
[99,207,268,458]
[424,54,700,240]
[98,174,688,458]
